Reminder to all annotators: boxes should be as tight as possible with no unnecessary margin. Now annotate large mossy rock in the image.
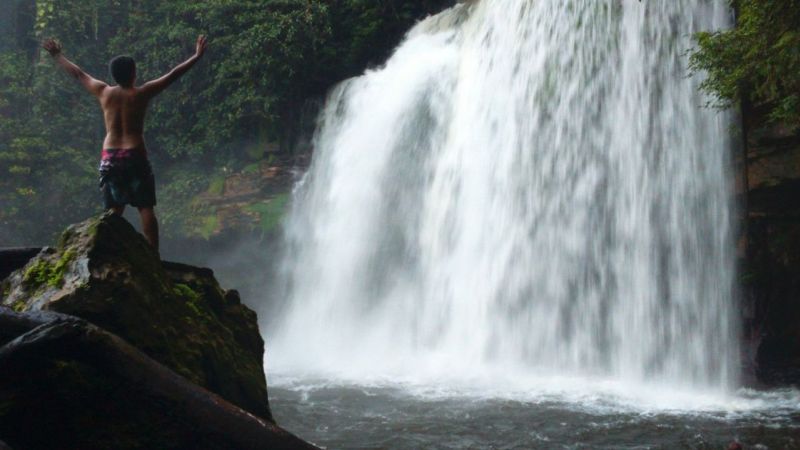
[0,309,317,450]
[0,213,271,420]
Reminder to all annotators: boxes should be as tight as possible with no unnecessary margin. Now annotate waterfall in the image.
[270,0,737,392]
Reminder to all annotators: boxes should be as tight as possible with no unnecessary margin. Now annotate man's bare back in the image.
[43,36,208,250]
[100,86,150,149]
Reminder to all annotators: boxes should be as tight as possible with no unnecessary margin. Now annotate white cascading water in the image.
[270,0,737,394]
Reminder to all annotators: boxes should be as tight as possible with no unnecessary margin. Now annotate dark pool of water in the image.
[269,382,800,450]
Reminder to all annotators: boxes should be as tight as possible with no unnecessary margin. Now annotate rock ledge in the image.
[0,213,314,449]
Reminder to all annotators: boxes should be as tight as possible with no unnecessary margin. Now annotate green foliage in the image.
[195,214,220,240]
[245,193,289,234]
[0,0,451,245]
[0,49,99,244]
[206,175,226,196]
[690,0,800,128]
[242,163,260,174]
[154,166,210,238]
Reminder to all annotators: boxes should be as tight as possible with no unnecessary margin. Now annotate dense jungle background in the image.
[0,0,451,246]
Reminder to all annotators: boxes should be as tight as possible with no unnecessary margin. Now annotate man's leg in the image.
[138,207,159,251]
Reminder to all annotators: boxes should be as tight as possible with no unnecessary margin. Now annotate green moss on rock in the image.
[245,193,290,234]
[21,248,75,289]
[173,283,200,303]
[22,259,53,287]
[173,282,215,325]
[1,212,272,420]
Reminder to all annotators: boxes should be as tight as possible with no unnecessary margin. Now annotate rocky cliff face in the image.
[0,213,314,449]
[741,108,800,385]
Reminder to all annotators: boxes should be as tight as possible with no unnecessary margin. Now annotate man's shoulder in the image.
[132,86,153,100]
[100,85,119,98]
[101,86,149,100]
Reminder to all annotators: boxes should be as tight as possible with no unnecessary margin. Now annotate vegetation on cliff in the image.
[0,0,451,244]
[690,0,800,128]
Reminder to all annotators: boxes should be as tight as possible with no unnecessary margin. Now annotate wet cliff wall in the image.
[741,103,800,385]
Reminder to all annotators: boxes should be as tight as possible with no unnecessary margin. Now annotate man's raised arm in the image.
[141,35,207,98]
[42,39,107,97]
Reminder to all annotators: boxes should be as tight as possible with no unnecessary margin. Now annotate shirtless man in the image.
[42,36,208,251]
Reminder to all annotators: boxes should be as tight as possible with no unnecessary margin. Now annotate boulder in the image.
[0,213,271,420]
[0,307,317,450]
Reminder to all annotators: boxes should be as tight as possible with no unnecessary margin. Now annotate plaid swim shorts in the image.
[98,147,156,208]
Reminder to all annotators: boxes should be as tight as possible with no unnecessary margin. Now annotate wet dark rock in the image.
[0,307,317,450]
[0,212,271,419]
[741,108,800,387]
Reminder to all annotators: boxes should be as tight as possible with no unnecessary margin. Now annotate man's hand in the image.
[195,35,208,58]
[141,35,207,98]
[42,38,62,57]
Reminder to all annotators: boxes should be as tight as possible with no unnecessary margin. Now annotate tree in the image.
[691,0,800,129]
[1,0,453,244]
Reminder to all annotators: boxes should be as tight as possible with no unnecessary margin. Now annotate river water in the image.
[268,377,800,449]
[263,1,800,448]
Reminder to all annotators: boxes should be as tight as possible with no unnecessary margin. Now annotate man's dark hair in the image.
[109,55,136,87]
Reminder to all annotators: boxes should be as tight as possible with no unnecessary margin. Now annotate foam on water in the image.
[269,371,800,420]
[265,0,777,410]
